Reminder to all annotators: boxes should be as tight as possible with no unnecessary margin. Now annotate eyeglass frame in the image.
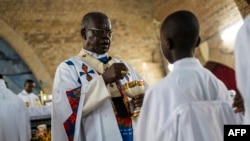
[86,27,112,37]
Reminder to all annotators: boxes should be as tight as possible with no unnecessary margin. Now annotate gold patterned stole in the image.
[77,49,112,73]
[76,50,131,117]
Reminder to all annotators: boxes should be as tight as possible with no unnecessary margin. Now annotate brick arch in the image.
[0,19,53,93]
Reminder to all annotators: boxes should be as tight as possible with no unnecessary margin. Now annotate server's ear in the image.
[167,38,174,50]
[196,36,201,47]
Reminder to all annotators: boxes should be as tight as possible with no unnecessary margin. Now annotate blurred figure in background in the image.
[0,74,31,141]
[18,79,42,107]
[234,14,250,124]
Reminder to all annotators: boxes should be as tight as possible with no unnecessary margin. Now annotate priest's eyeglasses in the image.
[87,28,112,37]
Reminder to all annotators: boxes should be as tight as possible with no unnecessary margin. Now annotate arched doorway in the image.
[0,19,53,94]
[0,38,41,94]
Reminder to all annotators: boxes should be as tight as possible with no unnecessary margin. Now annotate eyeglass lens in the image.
[88,28,112,37]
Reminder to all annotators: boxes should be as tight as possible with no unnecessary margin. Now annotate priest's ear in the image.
[195,36,201,47]
[81,28,87,40]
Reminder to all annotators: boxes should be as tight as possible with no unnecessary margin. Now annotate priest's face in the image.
[25,82,35,94]
[84,17,112,54]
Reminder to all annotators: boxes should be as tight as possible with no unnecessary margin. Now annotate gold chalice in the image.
[122,80,145,117]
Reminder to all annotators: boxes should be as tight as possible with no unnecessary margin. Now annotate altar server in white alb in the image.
[0,74,31,141]
[234,14,250,124]
[135,10,234,141]
[18,79,42,107]
[52,12,146,141]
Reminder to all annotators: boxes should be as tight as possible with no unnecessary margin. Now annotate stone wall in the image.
[152,0,242,69]
[235,0,250,18]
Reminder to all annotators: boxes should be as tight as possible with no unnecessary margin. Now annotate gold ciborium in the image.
[122,80,145,117]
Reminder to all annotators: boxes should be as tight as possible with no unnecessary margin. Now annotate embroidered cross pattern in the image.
[79,63,95,81]
[63,86,81,141]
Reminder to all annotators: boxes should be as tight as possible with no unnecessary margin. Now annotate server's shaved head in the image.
[160,10,200,63]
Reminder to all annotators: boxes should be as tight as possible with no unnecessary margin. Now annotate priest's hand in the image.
[232,93,245,114]
[102,63,128,85]
[132,94,144,108]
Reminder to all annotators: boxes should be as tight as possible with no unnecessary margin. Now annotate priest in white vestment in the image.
[0,74,31,141]
[52,12,147,141]
[18,79,42,107]
[135,10,233,141]
[234,14,250,124]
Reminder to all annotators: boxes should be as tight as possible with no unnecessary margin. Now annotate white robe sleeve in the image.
[134,88,161,141]
[0,88,31,141]
[53,63,78,124]
[52,63,83,141]
[82,75,110,116]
